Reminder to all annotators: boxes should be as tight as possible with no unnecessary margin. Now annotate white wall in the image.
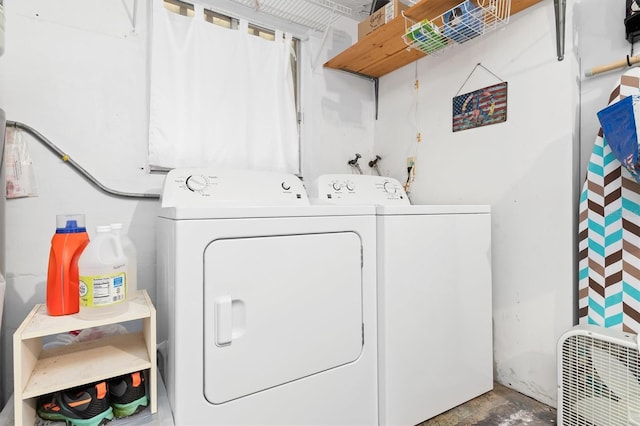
[302,25,377,180]
[373,1,577,406]
[0,0,161,406]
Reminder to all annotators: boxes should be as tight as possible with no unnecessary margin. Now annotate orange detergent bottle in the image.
[46,214,90,316]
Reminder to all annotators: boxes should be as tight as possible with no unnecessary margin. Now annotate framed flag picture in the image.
[452,82,508,132]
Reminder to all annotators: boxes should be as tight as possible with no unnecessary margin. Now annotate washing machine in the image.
[156,169,378,425]
[309,174,493,426]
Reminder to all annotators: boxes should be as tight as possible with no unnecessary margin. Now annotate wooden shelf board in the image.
[403,0,470,21]
[21,331,150,399]
[324,16,414,76]
[324,0,544,78]
[511,0,544,15]
[20,291,152,340]
[360,48,426,77]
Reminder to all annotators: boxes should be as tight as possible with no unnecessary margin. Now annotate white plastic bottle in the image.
[111,223,137,300]
[78,225,128,319]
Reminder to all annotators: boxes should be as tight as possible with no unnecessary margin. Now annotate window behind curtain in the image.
[149,0,300,174]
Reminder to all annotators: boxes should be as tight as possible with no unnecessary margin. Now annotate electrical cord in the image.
[404,165,413,192]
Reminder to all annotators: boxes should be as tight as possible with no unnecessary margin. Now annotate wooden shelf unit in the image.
[324,0,544,78]
[13,290,157,425]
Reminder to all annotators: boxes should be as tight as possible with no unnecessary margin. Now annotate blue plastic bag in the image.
[597,94,640,182]
[443,1,482,43]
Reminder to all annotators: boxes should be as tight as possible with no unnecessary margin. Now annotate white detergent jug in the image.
[78,225,128,319]
[111,223,137,300]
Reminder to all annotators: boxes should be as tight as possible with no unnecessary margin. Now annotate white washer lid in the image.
[375,204,491,215]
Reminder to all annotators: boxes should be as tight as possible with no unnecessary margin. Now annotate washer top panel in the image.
[307,174,409,206]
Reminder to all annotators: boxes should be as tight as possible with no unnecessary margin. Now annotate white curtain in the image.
[148,0,299,173]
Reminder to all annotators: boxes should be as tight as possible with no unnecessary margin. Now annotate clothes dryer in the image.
[156,169,378,425]
[309,174,493,426]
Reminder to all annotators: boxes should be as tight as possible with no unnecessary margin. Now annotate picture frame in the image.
[452,82,508,132]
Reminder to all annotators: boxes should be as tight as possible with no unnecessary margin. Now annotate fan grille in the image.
[559,329,640,425]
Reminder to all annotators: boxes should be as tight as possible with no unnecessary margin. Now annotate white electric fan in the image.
[558,324,640,425]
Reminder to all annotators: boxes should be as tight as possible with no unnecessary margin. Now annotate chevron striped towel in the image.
[598,94,640,183]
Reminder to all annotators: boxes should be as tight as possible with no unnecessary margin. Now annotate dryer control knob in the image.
[332,182,343,191]
[281,182,291,191]
[186,175,209,192]
[383,181,396,194]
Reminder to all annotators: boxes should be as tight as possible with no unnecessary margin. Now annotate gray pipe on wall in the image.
[7,120,161,200]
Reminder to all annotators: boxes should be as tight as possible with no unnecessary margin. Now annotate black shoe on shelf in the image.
[37,381,114,426]
[108,370,149,418]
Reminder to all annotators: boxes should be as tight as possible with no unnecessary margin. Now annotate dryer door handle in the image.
[215,296,233,346]
[215,296,247,347]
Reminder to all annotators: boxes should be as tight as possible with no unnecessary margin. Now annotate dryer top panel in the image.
[158,204,376,220]
[307,174,410,206]
[160,168,309,208]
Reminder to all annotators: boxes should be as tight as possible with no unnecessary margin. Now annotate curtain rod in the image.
[585,54,640,77]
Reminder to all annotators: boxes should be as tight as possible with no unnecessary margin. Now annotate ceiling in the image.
[333,0,420,20]
[333,0,376,19]
[221,0,418,33]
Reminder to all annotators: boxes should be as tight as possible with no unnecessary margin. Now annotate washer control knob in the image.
[281,182,291,191]
[332,182,343,191]
[185,175,208,192]
[346,183,355,192]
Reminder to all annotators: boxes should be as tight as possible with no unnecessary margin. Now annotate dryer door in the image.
[203,231,363,404]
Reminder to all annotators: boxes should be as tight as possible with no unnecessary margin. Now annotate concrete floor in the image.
[419,383,557,425]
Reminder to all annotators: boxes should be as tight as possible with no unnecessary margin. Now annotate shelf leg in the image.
[374,77,379,120]
[554,0,566,61]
